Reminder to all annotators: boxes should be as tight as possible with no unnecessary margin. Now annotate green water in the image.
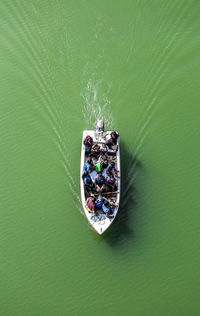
[0,1,200,315]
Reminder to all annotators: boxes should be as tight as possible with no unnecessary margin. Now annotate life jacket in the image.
[106,176,115,184]
[95,199,103,209]
[85,147,91,153]
[96,176,105,185]
[84,175,92,184]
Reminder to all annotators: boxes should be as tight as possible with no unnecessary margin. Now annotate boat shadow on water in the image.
[102,141,142,246]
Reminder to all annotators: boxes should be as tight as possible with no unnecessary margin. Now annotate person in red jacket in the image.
[86,195,96,214]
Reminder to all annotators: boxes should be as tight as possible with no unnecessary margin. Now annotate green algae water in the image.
[0,1,200,315]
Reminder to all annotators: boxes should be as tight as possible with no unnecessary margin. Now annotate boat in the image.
[80,121,120,234]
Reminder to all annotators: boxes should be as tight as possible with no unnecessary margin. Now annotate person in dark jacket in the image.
[83,171,94,195]
[107,161,119,177]
[102,200,115,219]
[83,158,94,173]
[106,131,119,153]
[95,173,105,193]
[95,199,104,212]
[84,135,93,153]
[106,174,117,192]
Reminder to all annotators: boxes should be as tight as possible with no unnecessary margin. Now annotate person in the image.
[100,143,108,156]
[102,158,109,170]
[95,161,103,174]
[95,198,104,213]
[106,131,119,153]
[102,200,115,219]
[107,161,119,177]
[86,195,96,214]
[106,174,117,192]
[90,144,100,158]
[84,135,93,153]
[95,173,105,193]
[83,171,94,195]
[83,158,93,173]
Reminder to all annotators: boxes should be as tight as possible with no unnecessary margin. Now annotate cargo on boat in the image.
[80,121,120,234]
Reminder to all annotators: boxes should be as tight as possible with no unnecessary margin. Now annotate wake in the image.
[80,79,114,130]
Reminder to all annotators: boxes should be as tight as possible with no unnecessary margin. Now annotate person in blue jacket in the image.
[94,198,115,219]
[106,131,119,153]
[83,158,93,173]
[95,173,105,193]
[95,199,104,212]
[102,200,114,219]
[83,171,94,195]
[106,174,117,192]
[107,161,119,177]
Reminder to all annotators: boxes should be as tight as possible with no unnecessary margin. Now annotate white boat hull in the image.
[80,130,120,234]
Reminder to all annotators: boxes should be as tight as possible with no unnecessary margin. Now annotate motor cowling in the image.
[96,120,104,132]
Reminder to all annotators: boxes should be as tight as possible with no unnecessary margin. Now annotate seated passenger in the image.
[86,195,96,214]
[84,135,93,153]
[101,143,108,155]
[83,158,94,173]
[95,199,104,212]
[102,200,114,219]
[106,174,117,192]
[106,131,119,153]
[83,172,94,195]
[102,158,109,170]
[107,161,119,177]
[95,173,105,193]
[90,144,100,158]
[95,161,103,174]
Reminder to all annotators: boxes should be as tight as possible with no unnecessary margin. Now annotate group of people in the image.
[83,131,119,155]
[82,158,119,195]
[82,130,119,218]
[86,195,117,219]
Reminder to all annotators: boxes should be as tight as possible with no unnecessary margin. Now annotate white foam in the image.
[80,79,114,130]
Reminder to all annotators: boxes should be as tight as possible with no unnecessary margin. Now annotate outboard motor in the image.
[96,120,104,132]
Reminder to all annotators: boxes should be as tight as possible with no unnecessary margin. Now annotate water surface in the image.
[0,1,200,315]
